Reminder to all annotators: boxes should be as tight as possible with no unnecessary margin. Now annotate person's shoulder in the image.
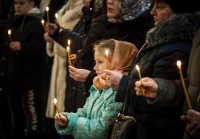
[93,15,108,22]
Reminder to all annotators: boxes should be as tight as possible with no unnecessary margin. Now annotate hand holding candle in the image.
[54,98,61,118]
[105,49,109,69]
[136,65,145,95]
[46,7,49,22]
[8,29,12,42]
[177,60,192,109]
[67,40,72,65]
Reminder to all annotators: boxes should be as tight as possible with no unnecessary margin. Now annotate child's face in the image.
[14,0,34,16]
[94,49,108,75]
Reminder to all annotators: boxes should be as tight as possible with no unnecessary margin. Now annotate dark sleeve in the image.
[75,16,110,70]
[0,1,14,40]
[84,70,97,92]
[115,75,131,102]
[51,28,86,54]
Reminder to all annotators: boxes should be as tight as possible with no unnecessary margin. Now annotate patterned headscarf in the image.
[93,39,138,90]
[108,0,151,23]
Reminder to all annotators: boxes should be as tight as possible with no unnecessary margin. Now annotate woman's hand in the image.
[104,70,123,90]
[135,77,158,98]
[46,22,58,35]
[44,32,54,43]
[180,110,200,138]
[69,66,90,82]
[70,54,76,66]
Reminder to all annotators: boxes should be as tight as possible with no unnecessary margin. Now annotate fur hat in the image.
[161,0,199,14]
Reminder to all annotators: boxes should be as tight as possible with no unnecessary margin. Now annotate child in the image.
[0,0,46,138]
[54,39,138,139]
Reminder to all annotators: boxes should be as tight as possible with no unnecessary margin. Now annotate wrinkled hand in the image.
[70,54,76,66]
[54,113,68,127]
[9,41,21,51]
[104,70,123,90]
[135,77,158,98]
[180,110,200,138]
[46,22,58,35]
[68,66,90,82]
[44,32,54,43]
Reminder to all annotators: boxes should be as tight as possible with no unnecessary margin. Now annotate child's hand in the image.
[54,113,68,127]
[9,41,21,51]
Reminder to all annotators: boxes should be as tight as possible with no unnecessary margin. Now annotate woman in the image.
[104,0,200,139]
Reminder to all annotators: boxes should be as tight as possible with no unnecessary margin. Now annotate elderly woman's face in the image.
[106,0,120,18]
[151,0,176,26]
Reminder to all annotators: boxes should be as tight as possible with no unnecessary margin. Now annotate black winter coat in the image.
[0,14,46,90]
[116,13,200,139]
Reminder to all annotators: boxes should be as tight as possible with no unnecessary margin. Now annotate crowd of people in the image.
[1,0,200,139]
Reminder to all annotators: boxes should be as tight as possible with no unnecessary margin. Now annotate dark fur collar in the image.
[146,12,200,48]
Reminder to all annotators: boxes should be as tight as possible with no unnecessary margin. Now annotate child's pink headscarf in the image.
[93,39,138,90]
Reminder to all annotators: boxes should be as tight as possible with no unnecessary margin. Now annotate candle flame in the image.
[136,65,140,70]
[55,13,58,18]
[41,20,44,24]
[105,50,109,55]
[46,7,49,11]
[177,60,181,67]
[68,40,70,45]
[8,29,11,35]
[54,98,57,104]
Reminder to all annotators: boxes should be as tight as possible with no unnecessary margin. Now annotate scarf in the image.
[93,39,138,90]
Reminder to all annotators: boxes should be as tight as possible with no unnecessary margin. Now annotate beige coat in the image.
[45,0,83,118]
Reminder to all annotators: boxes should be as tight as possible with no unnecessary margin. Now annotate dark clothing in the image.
[116,13,200,139]
[149,19,200,139]
[0,11,46,138]
[0,1,15,138]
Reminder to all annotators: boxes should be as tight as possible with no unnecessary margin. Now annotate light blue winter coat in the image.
[55,85,123,139]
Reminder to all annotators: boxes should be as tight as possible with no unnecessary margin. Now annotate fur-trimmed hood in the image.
[146,11,200,48]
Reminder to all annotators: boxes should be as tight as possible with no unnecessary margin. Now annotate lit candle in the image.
[67,40,72,65]
[105,50,109,69]
[54,98,61,118]
[8,29,12,42]
[46,7,49,22]
[55,13,61,29]
[136,65,145,95]
[41,20,46,31]
[177,60,192,109]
